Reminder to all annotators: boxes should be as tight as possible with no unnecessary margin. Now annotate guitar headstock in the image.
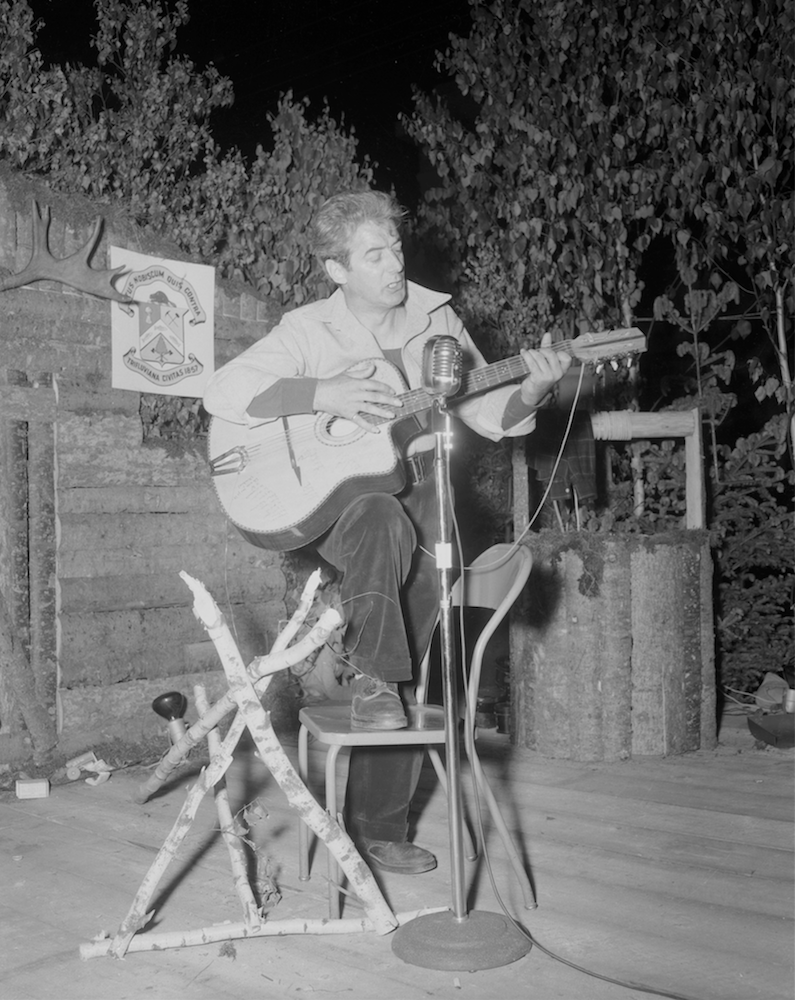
[568,327,647,369]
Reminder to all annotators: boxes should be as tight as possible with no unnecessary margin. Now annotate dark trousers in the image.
[312,474,442,843]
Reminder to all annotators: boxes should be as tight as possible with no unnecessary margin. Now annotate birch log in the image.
[133,569,338,804]
[194,684,261,928]
[180,571,397,936]
[110,710,249,958]
[81,909,447,959]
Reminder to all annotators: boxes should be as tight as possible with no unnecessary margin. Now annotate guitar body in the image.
[207,328,647,551]
[208,358,422,551]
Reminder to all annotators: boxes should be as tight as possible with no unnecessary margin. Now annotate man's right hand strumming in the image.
[313,362,403,430]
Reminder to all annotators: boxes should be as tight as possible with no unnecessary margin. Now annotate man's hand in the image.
[518,332,572,408]
[313,362,403,430]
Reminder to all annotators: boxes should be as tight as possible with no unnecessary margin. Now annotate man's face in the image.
[331,220,405,313]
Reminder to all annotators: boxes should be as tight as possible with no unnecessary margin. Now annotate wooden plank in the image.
[495,739,788,791]
[58,512,224,551]
[2,336,109,379]
[59,565,286,613]
[532,763,794,822]
[523,805,790,886]
[5,418,30,644]
[58,601,285,685]
[56,534,277,578]
[55,377,139,416]
[0,384,57,420]
[250,747,795,1000]
[685,406,705,529]
[27,419,57,714]
[1,730,791,1000]
[58,484,218,515]
[56,412,209,487]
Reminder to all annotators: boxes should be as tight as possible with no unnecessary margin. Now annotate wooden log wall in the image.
[0,171,290,753]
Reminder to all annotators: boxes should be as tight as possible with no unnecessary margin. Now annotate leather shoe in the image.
[360,838,437,874]
[350,674,407,731]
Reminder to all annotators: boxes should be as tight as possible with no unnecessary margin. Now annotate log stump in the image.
[510,532,717,760]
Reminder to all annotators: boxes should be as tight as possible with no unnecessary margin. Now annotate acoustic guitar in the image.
[208,327,645,551]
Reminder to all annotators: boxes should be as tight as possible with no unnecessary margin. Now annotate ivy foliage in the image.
[407,0,794,691]
[0,0,374,459]
[175,95,372,306]
[711,415,793,693]
[0,0,374,303]
[407,0,793,346]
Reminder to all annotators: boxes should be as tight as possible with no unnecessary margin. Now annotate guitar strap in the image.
[405,449,434,487]
[382,346,434,488]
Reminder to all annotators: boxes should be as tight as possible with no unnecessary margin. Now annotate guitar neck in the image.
[373,328,645,424]
[399,345,568,420]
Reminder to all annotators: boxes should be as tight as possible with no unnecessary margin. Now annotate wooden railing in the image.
[513,407,705,531]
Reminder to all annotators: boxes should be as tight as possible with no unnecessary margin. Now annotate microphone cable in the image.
[454,642,708,1000]
[420,359,707,998]
[444,398,709,1000]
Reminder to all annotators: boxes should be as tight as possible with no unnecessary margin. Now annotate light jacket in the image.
[203,281,535,443]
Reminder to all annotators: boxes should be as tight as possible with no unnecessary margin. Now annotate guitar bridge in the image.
[210,446,248,476]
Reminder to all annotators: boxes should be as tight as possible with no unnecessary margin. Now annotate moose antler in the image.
[0,200,132,303]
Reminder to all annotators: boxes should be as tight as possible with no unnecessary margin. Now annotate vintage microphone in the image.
[392,337,531,970]
[422,333,462,400]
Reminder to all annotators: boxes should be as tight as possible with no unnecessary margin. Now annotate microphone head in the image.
[423,335,463,397]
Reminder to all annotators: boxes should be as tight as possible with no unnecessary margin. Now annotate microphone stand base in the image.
[391,909,531,971]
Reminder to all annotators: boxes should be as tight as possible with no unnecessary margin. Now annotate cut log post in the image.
[513,539,633,761]
[512,533,716,760]
[0,588,56,755]
[509,409,714,760]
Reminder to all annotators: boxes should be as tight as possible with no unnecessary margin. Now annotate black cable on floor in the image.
[466,729,707,1000]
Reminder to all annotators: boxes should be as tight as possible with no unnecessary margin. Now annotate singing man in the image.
[203,190,571,875]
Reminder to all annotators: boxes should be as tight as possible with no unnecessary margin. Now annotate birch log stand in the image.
[80,569,440,961]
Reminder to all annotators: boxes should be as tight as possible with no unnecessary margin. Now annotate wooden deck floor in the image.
[1,714,792,1000]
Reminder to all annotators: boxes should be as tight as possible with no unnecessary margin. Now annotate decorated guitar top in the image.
[208,327,646,551]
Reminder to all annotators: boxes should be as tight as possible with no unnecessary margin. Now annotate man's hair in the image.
[309,191,406,268]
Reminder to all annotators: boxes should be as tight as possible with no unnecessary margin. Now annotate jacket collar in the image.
[325,280,451,334]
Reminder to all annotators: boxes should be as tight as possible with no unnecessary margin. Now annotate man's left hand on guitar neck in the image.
[502,332,572,429]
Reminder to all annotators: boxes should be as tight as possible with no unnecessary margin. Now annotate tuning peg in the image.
[610,359,620,371]
[595,362,605,375]
[626,356,633,369]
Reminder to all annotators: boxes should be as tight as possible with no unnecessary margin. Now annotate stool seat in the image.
[299,702,448,745]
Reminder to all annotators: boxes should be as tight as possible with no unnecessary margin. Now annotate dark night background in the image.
[30,0,473,204]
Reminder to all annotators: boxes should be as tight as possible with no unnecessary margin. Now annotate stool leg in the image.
[297,725,311,881]
[426,747,478,861]
[325,745,344,919]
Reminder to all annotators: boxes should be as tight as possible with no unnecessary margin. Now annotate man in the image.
[204,191,571,875]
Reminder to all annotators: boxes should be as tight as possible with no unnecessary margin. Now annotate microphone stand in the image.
[391,397,531,971]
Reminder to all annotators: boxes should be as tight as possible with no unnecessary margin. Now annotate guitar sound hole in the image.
[316,415,367,446]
